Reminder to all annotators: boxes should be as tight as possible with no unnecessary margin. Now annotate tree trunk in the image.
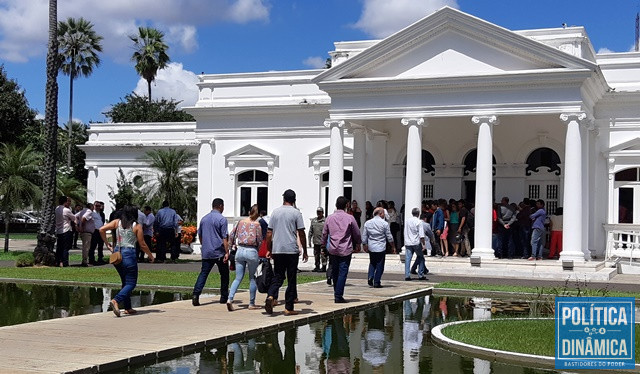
[4,212,10,253]
[147,79,152,103]
[67,69,74,169]
[34,0,59,266]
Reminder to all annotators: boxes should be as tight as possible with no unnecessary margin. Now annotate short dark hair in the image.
[58,196,68,205]
[85,203,93,208]
[335,196,348,210]
[212,198,224,208]
[162,200,170,208]
[144,205,152,211]
[259,210,267,216]
[536,199,545,207]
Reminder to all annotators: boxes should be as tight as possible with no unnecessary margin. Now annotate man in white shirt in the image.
[362,207,395,288]
[89,201,106,265]
[403,207,426,281]
[77,203,95,267]
[55,196,76,267]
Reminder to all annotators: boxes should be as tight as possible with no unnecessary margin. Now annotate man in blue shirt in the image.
[154,200,178,263]
[192,198,230,306]
[529,199,547,261]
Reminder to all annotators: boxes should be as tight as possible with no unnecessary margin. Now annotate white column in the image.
[324,120,345,209]
[401,118,425,224]
[471,115,499,259]
[197,139,214,223]
[560,113,586,262]
[607,158,616,224]
[86,166,97,202]
[352,127,367,209]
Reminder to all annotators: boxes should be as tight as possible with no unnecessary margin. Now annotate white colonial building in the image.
[84,7,640,264]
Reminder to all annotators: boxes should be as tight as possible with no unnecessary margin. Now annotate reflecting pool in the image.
[129,295,556,373]
[0,282,189,327]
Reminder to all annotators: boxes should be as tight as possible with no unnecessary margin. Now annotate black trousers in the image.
[156,227,175,261]
[193,257,229,301]
[268,253,299,311]
[89,229,104,263]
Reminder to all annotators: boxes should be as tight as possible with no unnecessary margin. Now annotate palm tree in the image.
[139,148,196,218]
[56,173,87,206]
[130,27,170,103]
[35,0,59,266]
[58,17,103,169]
[0,144,42,252]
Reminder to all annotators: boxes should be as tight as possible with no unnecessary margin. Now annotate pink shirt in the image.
[322,210,362,257]
[230,219,263,248]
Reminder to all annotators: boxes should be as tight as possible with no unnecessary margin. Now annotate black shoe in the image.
[192,295,200,307]
[265,296,274,314]
[373,284,382,288]
[312,267,320,272]
[405,277,412,281]
[410,270,417,275]
[418,276,428,281]
[424,268,429,275]
[335,297,347,304]
[367,278,373,287]
[219,297,228,304]
[321,266,326,272]
[326,278,332,286]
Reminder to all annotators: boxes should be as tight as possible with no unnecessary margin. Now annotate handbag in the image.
[109,250,122,265]
[228,248,236,271]
[258,239,268,258]
[256,259,273,294]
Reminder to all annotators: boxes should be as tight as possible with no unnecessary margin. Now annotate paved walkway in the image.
[0,279,431,374]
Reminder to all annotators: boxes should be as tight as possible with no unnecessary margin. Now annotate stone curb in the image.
[433,288,640,305]
[432,318,640,371]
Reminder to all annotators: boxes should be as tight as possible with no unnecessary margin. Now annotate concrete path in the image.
[0,279,432,374]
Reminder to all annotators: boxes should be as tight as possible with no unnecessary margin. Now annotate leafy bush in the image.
[15,252,34,267]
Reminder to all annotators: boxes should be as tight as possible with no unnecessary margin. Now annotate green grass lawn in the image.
[442,319,640,363]
[0,266,324,289]
[435,281,640,299]
[1,233,37,240]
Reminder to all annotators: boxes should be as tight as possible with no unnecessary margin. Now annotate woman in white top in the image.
[100,206,155,317]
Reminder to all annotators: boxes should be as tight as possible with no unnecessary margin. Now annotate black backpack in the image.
[256,259,274,294]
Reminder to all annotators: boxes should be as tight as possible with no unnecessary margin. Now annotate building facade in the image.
[83,7,640,263]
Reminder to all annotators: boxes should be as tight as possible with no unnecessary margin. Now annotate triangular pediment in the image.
[314,7,596,83]
[225,144,278,163]
[308,146,353,166]
[609,138,640,154]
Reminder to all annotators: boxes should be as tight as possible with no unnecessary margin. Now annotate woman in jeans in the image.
[227,204,263,311]
[100,205,155,317]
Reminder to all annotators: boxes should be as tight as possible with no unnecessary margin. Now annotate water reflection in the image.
[0,282,189,327]
[131,295,555,374]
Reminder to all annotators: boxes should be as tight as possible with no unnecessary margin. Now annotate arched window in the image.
[525,147,561,176]
[615,168,640,182]
[615,167,640,224]
[236,170,269,216]
[463,149,496,176]
[321,170,353,182]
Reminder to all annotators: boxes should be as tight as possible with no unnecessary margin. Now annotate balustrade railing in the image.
[604,224,640,263]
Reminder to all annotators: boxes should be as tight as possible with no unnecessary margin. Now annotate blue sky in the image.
[0,0,638,124]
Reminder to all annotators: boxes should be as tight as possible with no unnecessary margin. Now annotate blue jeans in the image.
[193,257,230,301]
[531,228,545,258]
[330,254,351,301]
[368,251,386,286]
[405,245,425,278]
[113,247,138,310]
[228,246,259,305]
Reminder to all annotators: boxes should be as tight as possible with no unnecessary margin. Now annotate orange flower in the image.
[181,225,197,245]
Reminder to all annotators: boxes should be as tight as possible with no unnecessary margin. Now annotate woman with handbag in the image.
[227,204,263,311]
[100,205,155,317]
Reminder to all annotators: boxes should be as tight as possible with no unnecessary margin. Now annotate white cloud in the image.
[353,0,459,38]
[597,47,614,54]
[0,0,270,62]
[133,62,199,108]
[303,56,326,69]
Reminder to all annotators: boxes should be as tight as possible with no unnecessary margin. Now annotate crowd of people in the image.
[53,188,562,318]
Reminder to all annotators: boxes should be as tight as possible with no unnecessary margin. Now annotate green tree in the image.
[35,0,59,266]
[107,168,145,210]
[56,172,87,206]
[139,148,197,219]
[57,17,103,169]
[0,66,37,146]
[103,93,194,122]
[130,27,170,102]
[0,144,42,252]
